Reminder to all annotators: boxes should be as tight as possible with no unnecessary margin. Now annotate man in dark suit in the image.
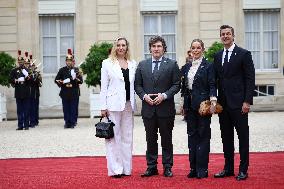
[55,49,83,128]
[135,36,180,177]
[213,25,255,181]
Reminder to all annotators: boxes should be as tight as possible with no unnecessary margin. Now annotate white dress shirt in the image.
[187,57,202,90]
[222,43,235,65]
[151,56,162,73]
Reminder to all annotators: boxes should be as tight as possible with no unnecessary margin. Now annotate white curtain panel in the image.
[245,11,279,70]
[143,14,176,60]
[40,16,74,74]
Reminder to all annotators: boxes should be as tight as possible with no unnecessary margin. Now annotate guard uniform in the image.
[9,50,31,130]
[29,54,42,127]
[55,49,83,128]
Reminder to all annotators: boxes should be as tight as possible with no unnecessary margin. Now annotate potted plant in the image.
[0,52,16,121]
[80,42,112,117]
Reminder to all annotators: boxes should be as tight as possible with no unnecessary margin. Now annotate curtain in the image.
[263,12,279,69]
[60,17,74,67]
[245,10,279,70]
[40,16,74,74]
[41,17,57,73]
[143,14,176,60]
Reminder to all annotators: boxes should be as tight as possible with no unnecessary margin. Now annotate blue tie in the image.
[153,61,160,73]
[153,61,160,80]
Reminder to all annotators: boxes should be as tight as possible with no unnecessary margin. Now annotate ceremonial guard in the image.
[9,50,31,130]
[71,58,81,126]
[29,54,42,127]
[55,49,83,128]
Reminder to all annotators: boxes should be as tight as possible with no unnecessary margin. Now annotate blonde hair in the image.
[109,37,131,61]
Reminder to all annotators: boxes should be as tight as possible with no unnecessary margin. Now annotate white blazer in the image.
[100,58,137,111]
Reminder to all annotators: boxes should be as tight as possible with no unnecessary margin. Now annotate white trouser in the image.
[105,101,134,176]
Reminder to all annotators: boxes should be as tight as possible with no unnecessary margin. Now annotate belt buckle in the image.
[66,83,72,88]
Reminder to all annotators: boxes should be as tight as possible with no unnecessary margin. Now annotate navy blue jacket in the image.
[54,66,83,100]
[180,63,191,111]
[181,58,217,111]
[213,45,255,109]
[191,58,216,111]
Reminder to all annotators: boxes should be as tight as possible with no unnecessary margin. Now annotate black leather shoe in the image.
[16,128,23,130]
[187,169,197,178]
[236,172,248,181]
[24,127,29,130]
[111,174,122,178]
[163,167,173,177]
[197,172,208,179]
[141,168,159,177]
[121,174,131,177]
[214,170,235,178]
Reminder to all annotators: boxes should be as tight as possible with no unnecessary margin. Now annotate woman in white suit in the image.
[100,37,137,178]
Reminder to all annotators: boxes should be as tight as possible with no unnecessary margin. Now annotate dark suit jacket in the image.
[213,45,255,109]
[9,67,31,99]
[190,58,217,111]
[135,57,181,118]
[30,71,42,99]
[54,66,83,100]
[180,63,191,111]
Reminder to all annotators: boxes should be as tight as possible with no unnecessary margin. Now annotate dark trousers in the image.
[35,97,39,125]
[62,98,77,126]
[75,97,79,123]
[16,98,30,129]
[29,97,38,126]
[187,109,211,174]
[218,107,249,173]
[143,114,174,169]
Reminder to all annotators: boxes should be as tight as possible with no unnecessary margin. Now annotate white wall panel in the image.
[38,0,75,14]
[243,0,280,9]
[140,0,177,11]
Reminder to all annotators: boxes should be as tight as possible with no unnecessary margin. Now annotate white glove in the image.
[63,78,70,84]
[22,69,29,77]
[71,69,76,80]
[17,77,25,82]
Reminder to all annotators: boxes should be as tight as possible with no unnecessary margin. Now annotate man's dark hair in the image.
[148,35,167,53]
[219,25,235,36]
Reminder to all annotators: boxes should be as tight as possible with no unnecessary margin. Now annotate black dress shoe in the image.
[214,170,235,178]
[141,168,159,177]
[111,174,122,178]
[236,172,248,181]
[16,128,23,130]
[24,127,29,130]
[164,167,173,177]
[197,172,208,179]
[121,174,131,176]
[187,169,197,178]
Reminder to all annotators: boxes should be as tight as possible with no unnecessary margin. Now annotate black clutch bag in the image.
[95,116,115,139]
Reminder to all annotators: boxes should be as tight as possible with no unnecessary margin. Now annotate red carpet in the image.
[0,152,284,189]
